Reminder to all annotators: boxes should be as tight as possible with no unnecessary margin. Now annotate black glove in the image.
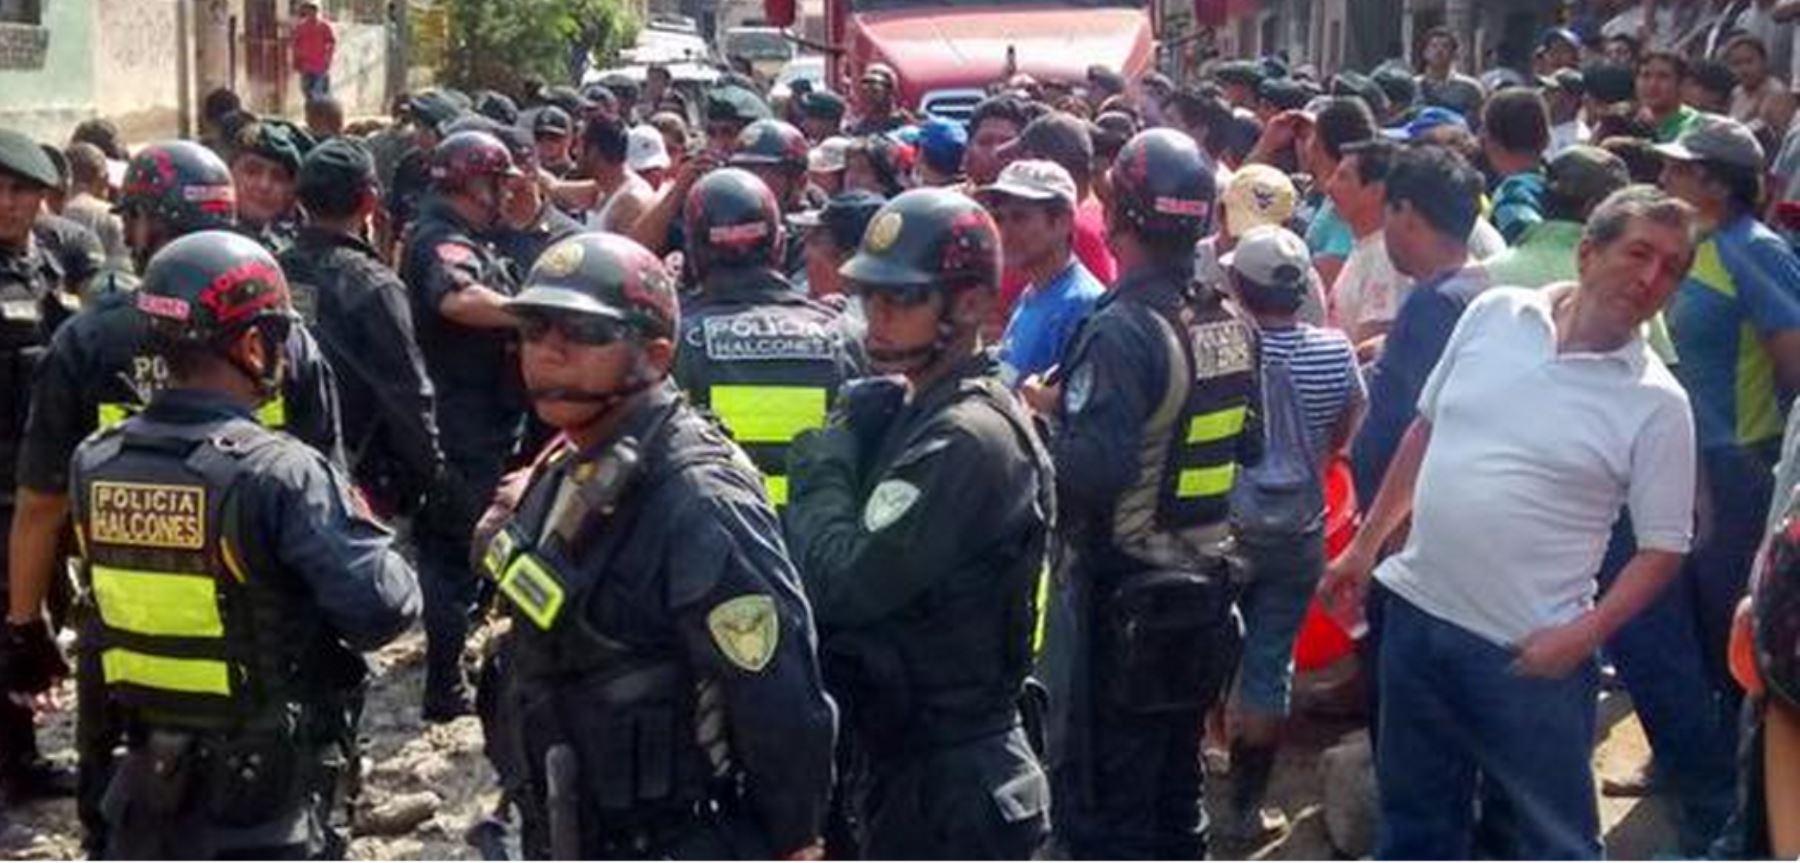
[835,375,910,454]
[1,619,68,695]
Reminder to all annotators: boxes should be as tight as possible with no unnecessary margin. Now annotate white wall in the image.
[92,0,185,141]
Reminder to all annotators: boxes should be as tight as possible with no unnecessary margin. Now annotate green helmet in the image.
[684,167,783,277]
[137,230,294,348]
[839,188,1001,296]
[509,232,679,340]
[115,141,238,232]
[730,119,809,171]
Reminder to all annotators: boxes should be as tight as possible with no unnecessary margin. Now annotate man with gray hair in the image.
[1322,186,1703,858]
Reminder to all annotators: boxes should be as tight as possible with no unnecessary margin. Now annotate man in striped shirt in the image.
[1219,226,1365,842]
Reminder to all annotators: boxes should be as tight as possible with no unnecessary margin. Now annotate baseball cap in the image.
[801,90,847,122]
[999,112,1093,175]
[917,117,967,176]
[1223,225,1312,290]
[1657,116,1766,173]
[627,125,670,172]
[1213,59,1266,88]
[808,136,851,173]
[1330,71,1391,117]
[1220,164,1297,239]
[1539,27,1582,52]
[1546,145,1629,209]
[790,189,887,251]
[1259,77,1312,112]
[1582,62,1636,106]
[1538,67,1585,97]
[406,89,464,134]
[707,85,772,124]
[527,105,574,139]
[1384,105,1469,141]
[540,85,591,117]
[976,159,1078,207]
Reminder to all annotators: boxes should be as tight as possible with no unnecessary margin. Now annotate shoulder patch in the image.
[1191,319,1253,378]
[435,242,475,267]
[862,479,922,532]
[1065,362,1095,414]
[707,594,779,673]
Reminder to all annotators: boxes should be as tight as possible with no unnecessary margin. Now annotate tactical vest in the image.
[1,241,78,499]
[829,376,1052,756]
[479,403,742,836]
[680,295,847,506]
[72,415,315,729]
[1111,296,1256,572]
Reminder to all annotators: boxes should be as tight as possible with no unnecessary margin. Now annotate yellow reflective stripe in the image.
[1031,562,1050,657]
[101,648,231,696]
[766,474,789,506]
[255,396,287,428]
[91,565,224,639]
[710,385,827,444]
[1185,406,1247,444]
[97,403,133,429]
[500,553,566,630]
[1177,463,1237,498]
[482,529,519,581]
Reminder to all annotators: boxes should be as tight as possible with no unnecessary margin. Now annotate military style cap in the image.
[1213,60,1266,88]
[407,89,465,133]
[800,90,848,121]
[707,85,773,124]
[1371,63,1419,110]
[0,128,60,189]
[1258,78,1312,112]
[232,118,312,177]
[299,138,378,195]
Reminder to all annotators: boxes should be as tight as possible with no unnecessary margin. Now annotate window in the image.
[0,0,41,25]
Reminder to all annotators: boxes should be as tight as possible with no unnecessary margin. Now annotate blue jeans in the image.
[301,72,331,100]
[1237,528,1325,717]
[1596,513,1738,855]
[1375,592,1601,860]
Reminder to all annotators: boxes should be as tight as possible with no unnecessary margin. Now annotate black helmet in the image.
[508,232,679,340]
[729,119,809,171]
[839,188,1001,296]
[684,167,783,277]
[1109,128,1217,242]
[115,140,237,232]
[137,230,293,348]
[430,130,522,193]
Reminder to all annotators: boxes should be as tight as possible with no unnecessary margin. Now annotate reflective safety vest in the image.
[677,291,853,506]
[1112,299,1256,572]
[71,414,310,725]
[99,393,288,432]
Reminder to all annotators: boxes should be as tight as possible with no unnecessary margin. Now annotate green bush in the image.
[439,0,639,95]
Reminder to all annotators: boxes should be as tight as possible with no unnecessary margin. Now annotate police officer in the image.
[730,119,818,277]
[474,231,835,858]
[784,188,1053,858]
[228,118,311,253]
[9,139,344,851]
[384,89,464,253]
[674,168,862,507]
[0,126,84,804]
[400,129,527,721]
[279,139,446,517]
[1025,128,1260,859]
[69,230,417,859]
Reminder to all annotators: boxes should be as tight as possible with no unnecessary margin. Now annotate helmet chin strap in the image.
[867,289,966,374]
[225,324,287,403]
[529,364,664,419]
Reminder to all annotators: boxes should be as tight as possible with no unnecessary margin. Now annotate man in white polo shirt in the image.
[1320,185,1701,859]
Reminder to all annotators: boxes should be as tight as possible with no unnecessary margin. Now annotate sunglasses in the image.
[518,313,629,346]
[850,282,937,307]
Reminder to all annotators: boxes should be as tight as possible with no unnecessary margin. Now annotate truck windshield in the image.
[850,0,1137,12]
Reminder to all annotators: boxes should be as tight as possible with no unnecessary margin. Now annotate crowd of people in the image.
[1,7,1799,860]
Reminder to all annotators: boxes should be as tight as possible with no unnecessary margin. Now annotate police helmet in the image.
[137,230,294,348]
[429,130,523,194]
[684,168,784,277]
[838,188,1001,296]
[729,119,809,172]
[1109,128,1218,243]
[508,232,679,341]
[115,141,238,232]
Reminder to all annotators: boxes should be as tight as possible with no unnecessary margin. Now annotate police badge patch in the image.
[865,211,903,252]
[862,479,921,532]
[707,594,780,673]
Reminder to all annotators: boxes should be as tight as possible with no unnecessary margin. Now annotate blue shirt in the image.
[1490,170,1546,246]
[1350,265,1490,503]
[998,258,1104,388]
[1667,214,1800,451]
[1305,199,1355,260]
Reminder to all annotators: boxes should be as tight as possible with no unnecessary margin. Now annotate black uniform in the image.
[478,382,836,858]
[399,195,526,708]
[279,227,445,514]
[674,267,863,507]
[70,389,418,858]
[785,352,1054,858]
[385,148,433,240]
[0,217,92,786]
[1042,265,1260,859]
[492,202,583,280]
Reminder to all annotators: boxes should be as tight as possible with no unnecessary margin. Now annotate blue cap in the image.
[917,117,967,176]
[1384,106,1469,141]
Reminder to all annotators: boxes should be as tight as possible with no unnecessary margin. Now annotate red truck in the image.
[764,0,1157,121]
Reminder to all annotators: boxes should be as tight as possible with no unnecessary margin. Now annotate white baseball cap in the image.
[1222,225,1312,290]
[808,136,852,174]
[975,159,1078,207]
[627,125,671,172]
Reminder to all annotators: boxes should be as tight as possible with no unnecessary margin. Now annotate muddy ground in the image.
[0,635,1674,860]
